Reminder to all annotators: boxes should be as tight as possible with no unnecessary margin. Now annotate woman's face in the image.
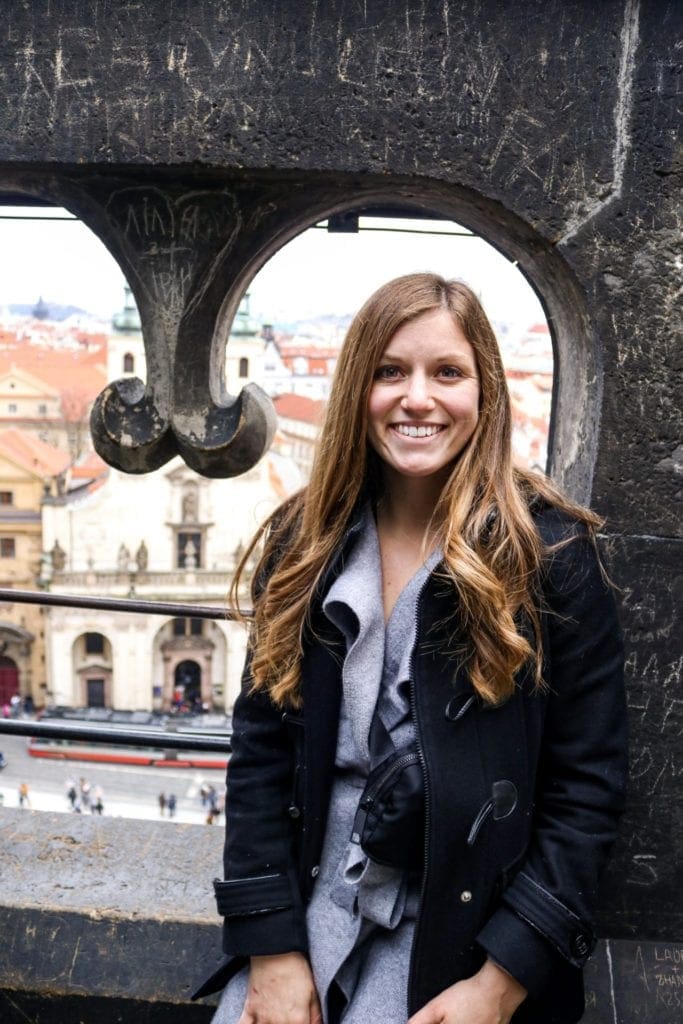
[367,308,481,485]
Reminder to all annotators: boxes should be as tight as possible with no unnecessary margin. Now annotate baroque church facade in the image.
[39,288,290,715]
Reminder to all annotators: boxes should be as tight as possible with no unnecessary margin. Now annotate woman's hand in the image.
[408,959,527,1024]
[237,952,323,1024]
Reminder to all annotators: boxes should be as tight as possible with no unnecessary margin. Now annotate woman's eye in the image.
[438,365,463,379]
[375,365,401,380]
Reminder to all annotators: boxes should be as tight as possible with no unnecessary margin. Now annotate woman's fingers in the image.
[309,990,323,1024]
[407,1000,443,1024]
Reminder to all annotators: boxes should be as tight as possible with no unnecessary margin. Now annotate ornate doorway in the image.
[173,659,201,710]
[0,655,18,705]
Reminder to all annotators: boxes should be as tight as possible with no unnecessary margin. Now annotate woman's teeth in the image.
[394,424,442,437]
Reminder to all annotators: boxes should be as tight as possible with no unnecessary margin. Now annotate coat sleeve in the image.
[476,514,628,998]
[213,650,308,958]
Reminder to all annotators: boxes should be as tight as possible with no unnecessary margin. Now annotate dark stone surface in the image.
[598,534,683,940]
[0,809,224,1010]
[0,991,214,1023]
[583,939,683,1024]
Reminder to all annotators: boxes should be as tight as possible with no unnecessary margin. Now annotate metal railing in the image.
[0,586,251,751]
[0,586,251,621]
[0,717,231,752]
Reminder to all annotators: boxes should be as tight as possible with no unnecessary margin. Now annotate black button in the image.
[571,933,590,959]
[288,805,301,819]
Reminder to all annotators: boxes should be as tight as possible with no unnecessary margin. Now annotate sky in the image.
[0,208,545,334]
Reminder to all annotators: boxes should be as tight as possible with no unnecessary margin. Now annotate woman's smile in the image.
[391,422,446,438]
[367,307,480,483]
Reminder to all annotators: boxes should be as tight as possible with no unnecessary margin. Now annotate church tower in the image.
[224,293,265,394]
[108,283,145,384]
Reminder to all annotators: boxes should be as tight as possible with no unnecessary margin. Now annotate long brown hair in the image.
[231,273,600,707]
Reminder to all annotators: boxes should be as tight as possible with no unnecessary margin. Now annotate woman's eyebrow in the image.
[380,350,475,364]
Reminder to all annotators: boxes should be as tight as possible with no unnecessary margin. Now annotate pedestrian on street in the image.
[199,274,628,1024]
[79,777,91,809]
[91,786,104,815]
[167,793,177,818]
[65,778,77,808]
[158,792,167,816]
[18,781,30,808]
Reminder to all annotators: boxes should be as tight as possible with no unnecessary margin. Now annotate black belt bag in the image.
[350,745,425,869]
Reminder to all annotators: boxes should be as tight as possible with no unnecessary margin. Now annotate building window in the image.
[171,617,203,637]
[177,530,202,569]
[0,492,13,505]
[85,632,105,655]
[8,404,17,413]
[239,357,249,378]
[38,403,47,415]
[0,538,15,558]
[123,353,135,373]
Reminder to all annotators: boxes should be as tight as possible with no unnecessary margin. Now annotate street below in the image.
[0,732,227,825]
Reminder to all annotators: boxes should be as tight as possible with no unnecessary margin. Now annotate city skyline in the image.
[0,208,545,332]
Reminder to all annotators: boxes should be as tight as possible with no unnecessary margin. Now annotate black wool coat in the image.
[194,505,628,1024]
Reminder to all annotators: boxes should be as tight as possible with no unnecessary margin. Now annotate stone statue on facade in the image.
[117,543,131,572]
[136,540,149,571]
[50,540,66,572]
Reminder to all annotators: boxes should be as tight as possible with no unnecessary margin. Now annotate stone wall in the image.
[0,808,223,1022]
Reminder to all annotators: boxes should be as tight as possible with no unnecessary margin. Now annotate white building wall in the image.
[42,448,295,713]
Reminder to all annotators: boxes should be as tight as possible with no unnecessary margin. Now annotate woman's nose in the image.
[401,373,434,411]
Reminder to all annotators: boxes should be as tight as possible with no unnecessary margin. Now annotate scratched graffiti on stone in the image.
[104,186,241,318]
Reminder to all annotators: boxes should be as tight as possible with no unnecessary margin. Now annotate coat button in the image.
[571,933,590,958]
[460,890,473,903]
[288,804,301,819]
[311,865,320,878]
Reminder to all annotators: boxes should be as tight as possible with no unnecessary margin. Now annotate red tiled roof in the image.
[0,428,71,477]
[0,345,107,401]
[273,393,326,425]
[71,450,109,479]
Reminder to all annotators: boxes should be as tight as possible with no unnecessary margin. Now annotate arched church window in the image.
[239,357,249,378]
[123,352,135,373]
[85,632,105,655]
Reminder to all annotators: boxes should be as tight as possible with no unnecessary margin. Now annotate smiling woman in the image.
[367,307,481,485]
[199,273,627,1024]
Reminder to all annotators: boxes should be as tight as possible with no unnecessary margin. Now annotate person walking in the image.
[158,792,167,816]
[65,778,77,808]
[18,781,30,808]
[79,777,91,810]
[91,786,104,815]
[167,793,177,818]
